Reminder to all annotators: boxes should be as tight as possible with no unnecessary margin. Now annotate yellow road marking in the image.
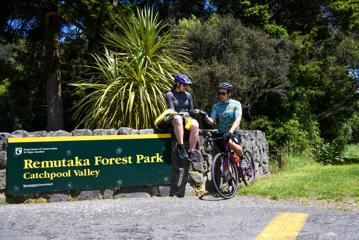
[256,212,309,240]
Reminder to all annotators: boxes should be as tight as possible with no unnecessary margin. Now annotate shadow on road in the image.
[198,193,230,201]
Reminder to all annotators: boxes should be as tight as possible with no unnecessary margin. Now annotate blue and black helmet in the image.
[174,74,192,85]
[218,82,233,92]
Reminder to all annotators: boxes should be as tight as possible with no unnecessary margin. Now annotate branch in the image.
[318,93,358,120]
[318,104,358,120]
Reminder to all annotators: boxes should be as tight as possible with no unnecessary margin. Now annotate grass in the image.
[239,145,359,206]
[344,144,359,161]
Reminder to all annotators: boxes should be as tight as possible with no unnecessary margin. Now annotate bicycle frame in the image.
[203,131,239,198]
[222,141,236,178]
[202,130,256,198]
[206,133,238,171]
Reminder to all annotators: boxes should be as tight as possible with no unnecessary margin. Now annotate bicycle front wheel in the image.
[211,152,239,199]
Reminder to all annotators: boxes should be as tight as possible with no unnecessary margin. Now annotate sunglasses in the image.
[218,91,227,96]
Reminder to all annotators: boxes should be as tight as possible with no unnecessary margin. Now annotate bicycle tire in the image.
[211,152,239,199]
[240,150,256,186]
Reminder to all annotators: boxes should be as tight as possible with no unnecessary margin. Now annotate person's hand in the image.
[223,132,234,141]
[191,109,199,114]
[199,110,208,119]
[190,109,208,118]
[189,109,197,116]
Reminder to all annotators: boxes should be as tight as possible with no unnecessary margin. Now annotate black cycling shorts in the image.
[212,131,241,152]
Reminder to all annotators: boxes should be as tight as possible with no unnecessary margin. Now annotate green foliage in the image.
[211,0,288,37]
[344,144,359,159]
[254,116,321,155]
[282,28,358,163]
[72,8,188,129]
[314,124,352,164]
[61,0,131,52]
[264,24,289,38]
[256,0,330,34]
[289,29,358,138]
[0,79,9,96]
[280,119,316,153]
[178,15,202,31]
[0,40,47,131]
[329,0,359,33]
[346,113,359,143]
[0,0,133,131]
[241,1,270,27]
[177,14,293,118]
[0,0,356,157]
[0,78,11,130]
[314,142,339,165]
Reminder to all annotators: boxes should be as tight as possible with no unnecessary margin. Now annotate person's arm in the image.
[188,92,194,112]
[229,102,242,133]
[166,92,174,110]
[205,104,217,125]
[229,118,241,134]
[206,115,215,125]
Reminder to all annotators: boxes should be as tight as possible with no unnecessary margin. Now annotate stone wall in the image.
[0,128,269,203]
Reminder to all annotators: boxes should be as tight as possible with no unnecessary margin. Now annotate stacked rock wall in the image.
[0,128,269,203]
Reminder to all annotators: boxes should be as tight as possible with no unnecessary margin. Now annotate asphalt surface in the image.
[0,196,358,240]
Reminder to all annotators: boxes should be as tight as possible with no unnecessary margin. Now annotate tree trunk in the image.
[46,12,64,131]
[168,0,175,22]
[276,150,285,170]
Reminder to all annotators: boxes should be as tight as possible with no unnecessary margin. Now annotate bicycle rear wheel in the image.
[211,152,239,199]
[240,150,256,186]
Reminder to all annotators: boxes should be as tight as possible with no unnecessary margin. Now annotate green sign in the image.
[7,134,172,196]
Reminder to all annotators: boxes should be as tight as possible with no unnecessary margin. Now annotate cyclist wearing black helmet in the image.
[165,74,199,162]
[204,82,243,156]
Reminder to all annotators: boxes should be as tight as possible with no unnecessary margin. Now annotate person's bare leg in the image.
[188,119,199,152]
[172,115,184,144]
[229,140,243,157]
[172,115,189,161]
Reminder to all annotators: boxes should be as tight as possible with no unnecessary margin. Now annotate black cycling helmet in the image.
[174,74,192,85]
[218,82,233,92]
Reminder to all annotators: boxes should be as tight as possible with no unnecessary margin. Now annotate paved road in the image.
[0,196,358,240]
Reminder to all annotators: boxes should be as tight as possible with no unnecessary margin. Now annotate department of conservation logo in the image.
[15,147,23,155]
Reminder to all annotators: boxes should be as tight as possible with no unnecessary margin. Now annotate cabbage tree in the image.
[72,7,188,129]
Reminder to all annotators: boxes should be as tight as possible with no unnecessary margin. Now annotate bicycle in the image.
[203,130,257,199]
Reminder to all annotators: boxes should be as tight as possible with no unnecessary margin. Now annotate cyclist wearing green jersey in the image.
[202,82,243,157]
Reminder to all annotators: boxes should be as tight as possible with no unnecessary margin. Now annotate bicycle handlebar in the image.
[206,136,225,142]
[202,130,241,146]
